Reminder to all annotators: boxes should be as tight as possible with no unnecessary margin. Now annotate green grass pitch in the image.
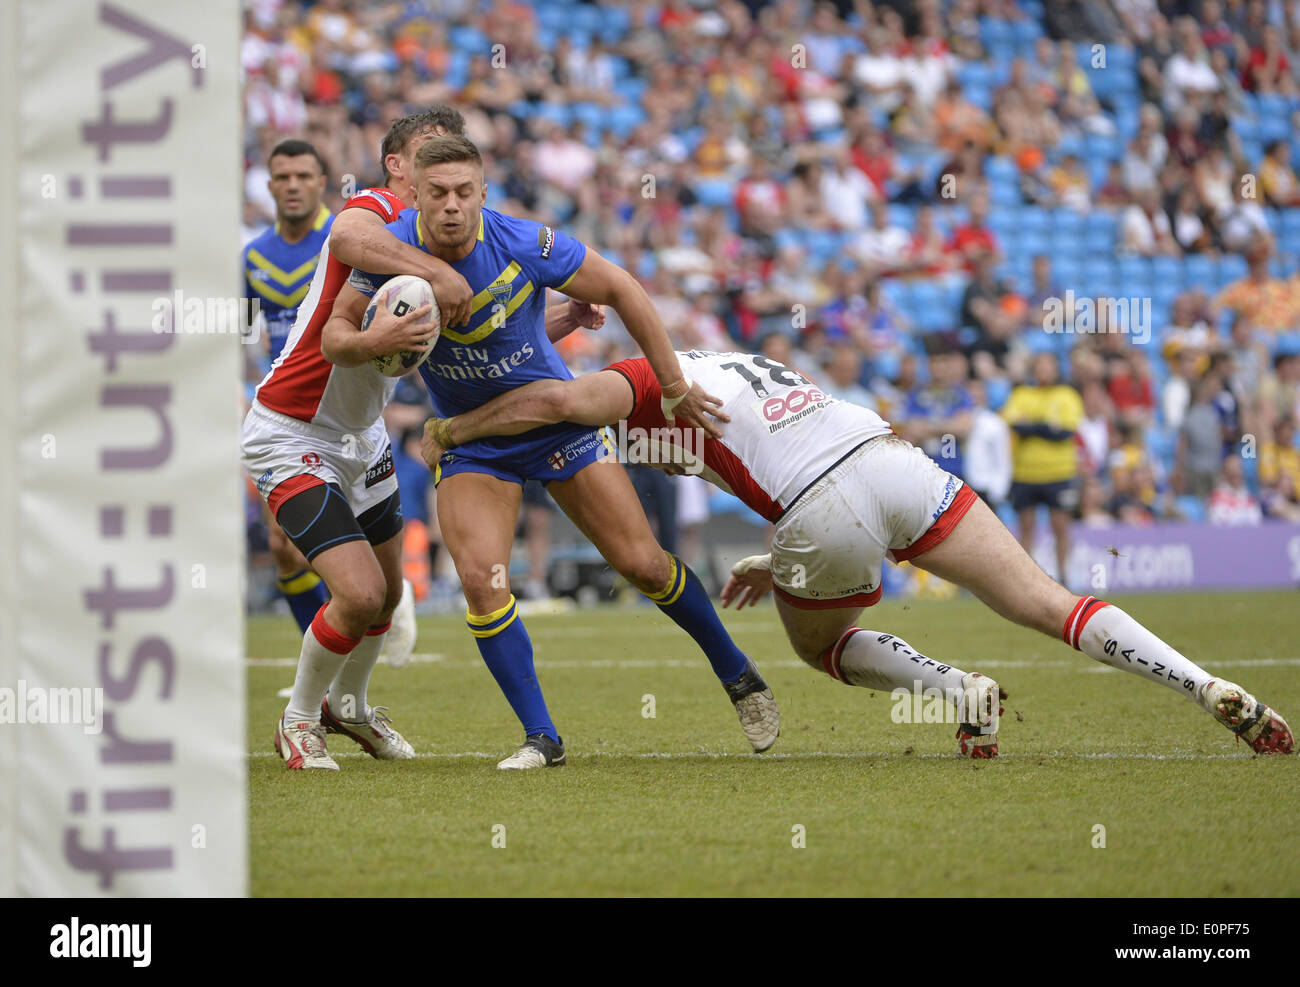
[248,590,1299,897]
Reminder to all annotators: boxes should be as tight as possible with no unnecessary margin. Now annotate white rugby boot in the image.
[1198,679,1294,754]
[321,698,415,759]
[274,715,339,771]
[497,733,566,770]
[723,658,781,753]
[954,672,1004,759]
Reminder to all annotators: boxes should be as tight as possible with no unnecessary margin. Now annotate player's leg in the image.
[547,456,779,751]
[270,481,389,769]
[1047,503,1072,591]
[770,593,1002,756]
[909,494,1294,753]
[321,489,416,760]
[266,504,328,634]
[437,469,564,768]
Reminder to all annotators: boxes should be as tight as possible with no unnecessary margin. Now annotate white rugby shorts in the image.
[241,400,398,518]
[769,434,977,609]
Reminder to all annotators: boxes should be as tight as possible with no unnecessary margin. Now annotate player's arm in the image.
[558,248,728,436]
[328,207,472,327]
[321,283,433,368]
[422,371,632,467]
[545,298,605,342]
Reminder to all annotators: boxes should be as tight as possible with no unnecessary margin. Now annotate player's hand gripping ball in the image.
[361,274,440,377]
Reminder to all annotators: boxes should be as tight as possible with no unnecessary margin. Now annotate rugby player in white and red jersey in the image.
[421,348,1294,757]
[244,107,608,770]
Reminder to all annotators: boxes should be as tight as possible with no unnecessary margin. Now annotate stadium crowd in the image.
[240,0,1300,603]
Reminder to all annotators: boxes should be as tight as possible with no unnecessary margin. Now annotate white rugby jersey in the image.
[606,349,892,520]
[254,187,404,434]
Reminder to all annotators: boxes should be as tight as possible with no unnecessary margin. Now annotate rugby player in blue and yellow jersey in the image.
[323,135,780,768]
[243,139,334,634]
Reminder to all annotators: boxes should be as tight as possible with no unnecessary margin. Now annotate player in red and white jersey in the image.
[421,348,1294,757]
[242,107,473,770]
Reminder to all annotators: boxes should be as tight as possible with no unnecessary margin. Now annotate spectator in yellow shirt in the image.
[1003,352,1084,588]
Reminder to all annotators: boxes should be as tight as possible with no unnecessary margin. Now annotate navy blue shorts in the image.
[433,424,615,487]
[1010,479,1079,513]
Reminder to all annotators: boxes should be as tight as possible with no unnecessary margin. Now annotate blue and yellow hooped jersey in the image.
[348,205,593,478]
[243,205,333,357]
[349,206,586,419]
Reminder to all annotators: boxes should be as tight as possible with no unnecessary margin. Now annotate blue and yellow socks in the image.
[646,555,748,684]
[279,568,329,634]
[468,595,559,742]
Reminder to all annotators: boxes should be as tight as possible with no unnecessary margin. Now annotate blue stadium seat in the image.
[1084,221,1116,257]
[604,103,646,138]
[1217,253,1247,285]
[984,155,1019,184]
[1183,254,1215,288]
[692,178,734,209]
[534,102,572,128]
[978,17,1014,44]
[1150,255,1184,289]
[1051,208,1086,240]
[1260,115,1291,143]
[1019,206,1050,235]
[1232,117,1261,142]
[990,179,1023,209]
[1012,17,1042,42]
[1175,496,1206,523]
[449,25,489,53]
[598,6,632,43]
[615,77,648,103]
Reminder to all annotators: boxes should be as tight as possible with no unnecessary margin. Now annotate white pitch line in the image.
[248,749,1259,761]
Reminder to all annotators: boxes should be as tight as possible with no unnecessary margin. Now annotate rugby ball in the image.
[361,274,439,377]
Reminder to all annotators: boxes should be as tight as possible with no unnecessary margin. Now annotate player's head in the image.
[381,105,467,187]
[266,139,327,224]
[411,135,486,256]
[1031,350,1060,387]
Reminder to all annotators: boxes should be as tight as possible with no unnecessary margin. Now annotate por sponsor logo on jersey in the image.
[538,225,555,259]
[753,386,830,432]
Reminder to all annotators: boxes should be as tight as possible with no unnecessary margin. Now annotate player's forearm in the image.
[321,315,375,367]
[331,216,454,286]
[545,303,579,343]
[608,277,681,385]
[447,379,574,444]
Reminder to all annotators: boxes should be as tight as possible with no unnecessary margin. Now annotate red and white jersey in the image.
[605,350,892,521]
[254,187,405,434]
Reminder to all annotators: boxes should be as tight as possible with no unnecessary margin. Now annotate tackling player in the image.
[324,135,781,769]
[421,348,1295,758]
[244,109,472,770]
[245,107,629,770]
[243,138,334,636]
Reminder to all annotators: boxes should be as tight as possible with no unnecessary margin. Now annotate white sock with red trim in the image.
[327,620,389,721]
[1065,596,1211,700]
[284,606,362,724]
[821,627,968,693]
